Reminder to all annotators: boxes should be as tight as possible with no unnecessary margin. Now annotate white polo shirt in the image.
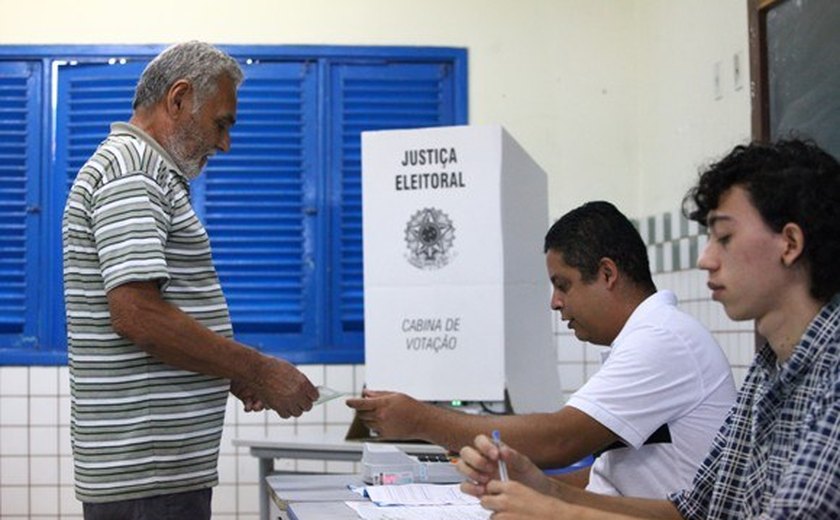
[566,290,736,498]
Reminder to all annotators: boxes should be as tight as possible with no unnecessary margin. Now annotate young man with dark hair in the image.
[348,201,735,498]
[460,139,840,519]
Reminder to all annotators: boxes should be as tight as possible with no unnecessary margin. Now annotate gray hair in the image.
[132,41,244,111]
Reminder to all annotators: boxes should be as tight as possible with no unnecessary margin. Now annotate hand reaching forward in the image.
[230,379,265,412]
[253,356,319,418]
[345,390,429,438]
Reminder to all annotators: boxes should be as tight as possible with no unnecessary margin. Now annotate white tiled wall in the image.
[0,364,367,520]
[1,366,74,519]
[0,208,754,520]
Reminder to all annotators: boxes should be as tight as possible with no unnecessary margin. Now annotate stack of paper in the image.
[346,484,490,520]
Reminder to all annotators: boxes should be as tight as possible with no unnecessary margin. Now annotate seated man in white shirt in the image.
[347,201,736,498]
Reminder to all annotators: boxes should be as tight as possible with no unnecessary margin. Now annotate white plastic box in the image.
[361,125,561,413]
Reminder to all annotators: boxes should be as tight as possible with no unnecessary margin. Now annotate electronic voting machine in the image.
[361,443,463,485]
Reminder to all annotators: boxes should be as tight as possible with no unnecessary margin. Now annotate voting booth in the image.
[361,125,561,414]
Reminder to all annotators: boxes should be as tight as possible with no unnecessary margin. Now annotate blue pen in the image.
[491,430,509,481]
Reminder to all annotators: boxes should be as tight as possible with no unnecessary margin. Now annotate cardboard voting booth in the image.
[361,125,561,414]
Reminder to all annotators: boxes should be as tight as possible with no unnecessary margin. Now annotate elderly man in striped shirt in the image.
[62,41,318,519]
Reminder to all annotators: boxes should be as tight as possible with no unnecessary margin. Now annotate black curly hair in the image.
[683,139,840,302]
[544,201,656,293]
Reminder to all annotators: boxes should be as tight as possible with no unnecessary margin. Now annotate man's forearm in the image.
[131,300,265,381]
[424,408,616,471]
[547,479,683,520]
[549,466,590,489]
[108,282,266,382]
[416,407,507,453]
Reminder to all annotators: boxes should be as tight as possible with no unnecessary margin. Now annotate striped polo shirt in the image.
[62,122,232,503]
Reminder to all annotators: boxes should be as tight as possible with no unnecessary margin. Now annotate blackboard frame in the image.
[748,0,779,142]
[749,0,840,152]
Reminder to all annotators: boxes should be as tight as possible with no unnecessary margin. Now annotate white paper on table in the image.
[365,483,479,506]
[345,501,490,520]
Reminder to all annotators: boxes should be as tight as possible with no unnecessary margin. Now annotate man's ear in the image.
[165,79,192,117]
[599,257,619,289]
[780,222,805,268]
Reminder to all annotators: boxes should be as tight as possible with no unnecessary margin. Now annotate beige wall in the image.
[0,0,750,219]
[633,0,751,215]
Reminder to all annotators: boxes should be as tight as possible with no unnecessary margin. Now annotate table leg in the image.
[259,455,274,520]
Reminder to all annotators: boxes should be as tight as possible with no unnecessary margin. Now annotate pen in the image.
[491,430,509,481]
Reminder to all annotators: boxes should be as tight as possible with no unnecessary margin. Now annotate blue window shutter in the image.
[10,45,465,366]
[0,62,41,352]
[329,63,458,352]
[203,62,318,352]
[52,61,145,356]
[55,62,145,192]
[52,60,322,358]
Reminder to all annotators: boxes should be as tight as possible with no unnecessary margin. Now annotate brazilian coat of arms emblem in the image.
[404,207,456,269]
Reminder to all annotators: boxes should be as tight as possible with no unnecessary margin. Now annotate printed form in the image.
[346,502,489,520]
[346,484,489,520]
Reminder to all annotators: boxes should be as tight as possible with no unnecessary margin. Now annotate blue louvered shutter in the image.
[55,61,145,192]
[38,48,465,365]
[328,63,458,353]
[202,62,318,353]
[0,62,41,351]
[52,60,146,352]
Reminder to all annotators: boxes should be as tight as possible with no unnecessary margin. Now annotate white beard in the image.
[162,115,209,180]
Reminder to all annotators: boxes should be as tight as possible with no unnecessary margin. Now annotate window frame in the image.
[0,44,468,366]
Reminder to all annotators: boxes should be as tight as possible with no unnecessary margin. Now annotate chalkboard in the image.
[764,0,840,159]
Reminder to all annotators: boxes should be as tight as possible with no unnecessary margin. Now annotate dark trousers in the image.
[83,488,212,520]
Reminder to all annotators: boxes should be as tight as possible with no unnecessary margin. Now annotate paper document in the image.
[314,385,349,406]
[346,501,490,520]
[365,483,479,506]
